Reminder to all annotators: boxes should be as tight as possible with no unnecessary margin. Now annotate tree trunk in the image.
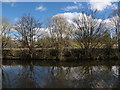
[58,48,64,61]
[29,47,34,59]
[118,38,120,52]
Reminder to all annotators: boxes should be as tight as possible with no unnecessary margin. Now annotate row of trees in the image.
[1,9,120,60]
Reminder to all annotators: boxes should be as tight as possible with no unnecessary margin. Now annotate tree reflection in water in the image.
[2,60,120,88]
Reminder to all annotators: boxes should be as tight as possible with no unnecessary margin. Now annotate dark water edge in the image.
[2,56,119,62]
[2,59,120,66]
[2,60,120,88]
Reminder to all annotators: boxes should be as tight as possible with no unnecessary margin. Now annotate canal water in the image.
[2,60,120,88]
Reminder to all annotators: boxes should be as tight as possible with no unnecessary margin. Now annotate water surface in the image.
[2,60,120,88]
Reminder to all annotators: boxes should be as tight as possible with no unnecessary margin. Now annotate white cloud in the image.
[54,12,88,23]
[55,12,80,20]
[35,5,46,11]
[88,0,118,11]
[73,1,77,4]
[62,5,79,11]
[35,28,50,35]
[111,4,118,10]
[54,12,115,31]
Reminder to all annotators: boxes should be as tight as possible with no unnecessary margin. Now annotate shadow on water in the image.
[2,60,120,88]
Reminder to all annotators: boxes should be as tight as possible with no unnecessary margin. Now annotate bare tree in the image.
[46,16,73,60]
[73,10,109,58]
[14,14,42,59]
[1,17,12,49]
[110,11,120,52]
[110,2,120,59]
[110,16,120,51]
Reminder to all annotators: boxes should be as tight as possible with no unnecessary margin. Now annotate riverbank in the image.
[2,48,120,61]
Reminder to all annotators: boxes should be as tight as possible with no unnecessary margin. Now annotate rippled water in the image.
[2,60,120,88]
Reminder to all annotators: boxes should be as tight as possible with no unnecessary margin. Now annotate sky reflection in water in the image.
[2,60,120,88]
